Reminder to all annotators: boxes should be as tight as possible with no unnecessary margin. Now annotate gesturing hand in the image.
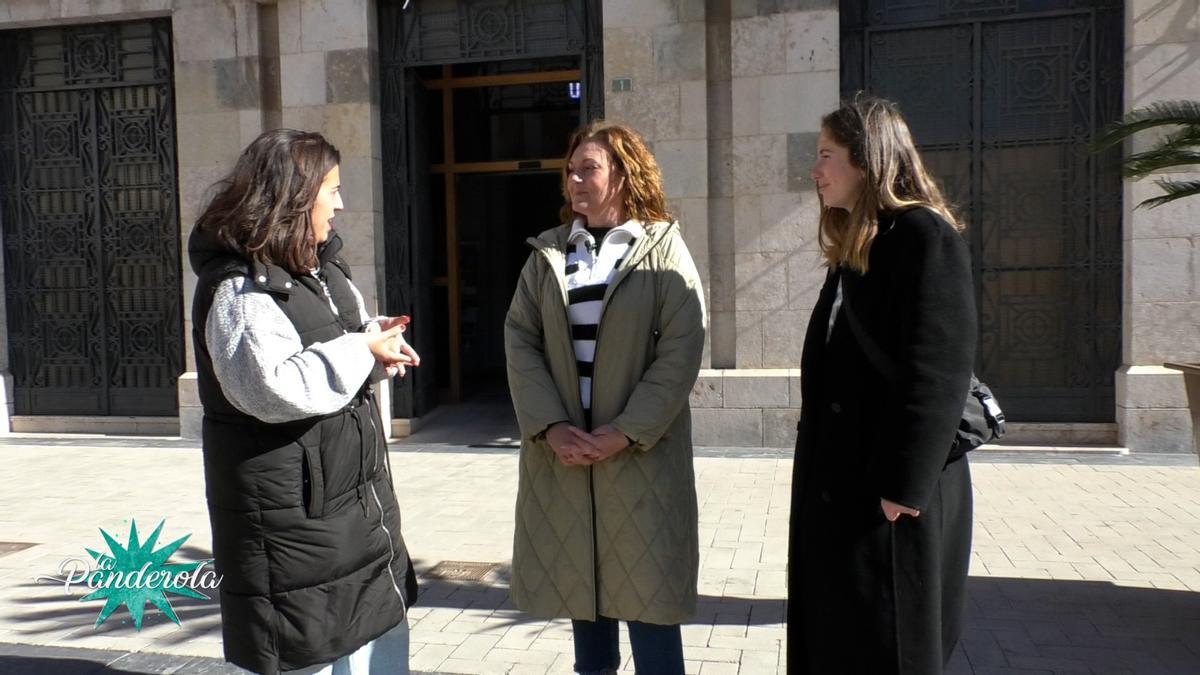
[364,322,420,377]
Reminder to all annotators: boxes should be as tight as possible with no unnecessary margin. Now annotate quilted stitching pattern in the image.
[507,223,704,624]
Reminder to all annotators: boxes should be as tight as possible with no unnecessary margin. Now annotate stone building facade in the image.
[0,0,1196,453]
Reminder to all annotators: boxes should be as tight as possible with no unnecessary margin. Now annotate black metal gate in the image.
[0,20,182,416]
[841,0,1123,422]
[378,0,603,418]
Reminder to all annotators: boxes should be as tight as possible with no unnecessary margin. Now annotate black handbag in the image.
[838,282,1005,460]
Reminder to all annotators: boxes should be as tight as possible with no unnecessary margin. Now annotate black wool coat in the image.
[787,207,977,674]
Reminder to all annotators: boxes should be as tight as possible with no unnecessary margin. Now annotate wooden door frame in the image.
[424,65,577,402]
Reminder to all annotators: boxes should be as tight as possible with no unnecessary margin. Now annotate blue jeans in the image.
[572,616,684,675]
[282,620,410,675]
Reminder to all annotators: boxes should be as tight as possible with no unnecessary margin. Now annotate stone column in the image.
[174,0,271,438]
[603,0,712,347]
[1116,0,1200,453]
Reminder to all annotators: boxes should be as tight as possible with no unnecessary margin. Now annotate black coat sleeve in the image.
[874,209,976,511]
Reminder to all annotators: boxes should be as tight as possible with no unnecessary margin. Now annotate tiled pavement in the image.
[0,431,1197,674]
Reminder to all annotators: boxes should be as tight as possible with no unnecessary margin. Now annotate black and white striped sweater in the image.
[564,218,641,424]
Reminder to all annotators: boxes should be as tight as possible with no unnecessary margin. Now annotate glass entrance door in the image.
[419,58,582,401]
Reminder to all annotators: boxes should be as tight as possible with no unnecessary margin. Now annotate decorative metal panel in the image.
[0,20,182,416]
[378,0,602,418]
[843,2,1123,422]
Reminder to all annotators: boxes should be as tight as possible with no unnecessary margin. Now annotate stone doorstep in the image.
[9,416,179,436]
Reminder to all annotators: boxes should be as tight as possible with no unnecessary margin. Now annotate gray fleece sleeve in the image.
[205,276,376,423]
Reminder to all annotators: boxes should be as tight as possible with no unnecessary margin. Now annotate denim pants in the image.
[282,619,410,675]
[572,616,684,675]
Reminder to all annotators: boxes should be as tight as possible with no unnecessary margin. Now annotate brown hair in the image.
[559,120,672,226]
[195,129,340,274]
[818,94,962,273]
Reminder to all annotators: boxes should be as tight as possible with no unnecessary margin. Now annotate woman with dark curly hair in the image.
[189,129,418,675]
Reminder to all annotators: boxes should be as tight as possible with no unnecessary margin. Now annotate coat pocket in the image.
[302,443,326,518]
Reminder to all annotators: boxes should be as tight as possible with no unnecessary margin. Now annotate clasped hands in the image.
[545,422,628,467]
[364,316,420,377]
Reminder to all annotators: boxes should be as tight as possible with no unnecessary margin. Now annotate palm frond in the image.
[1138,179,1200,209]
[1094,100,1200,150]
[1123,150,1200,177]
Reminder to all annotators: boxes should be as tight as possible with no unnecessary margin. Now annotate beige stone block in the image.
[1130,237,1194,302]
[0,0,60,22]
[764,408,801,448]
[656,139,708,199]
[59,0,172,19]
[310,103,376,158]
[176,112,243,169]
[736,310,764,367]
[172,61,219,115]
[631,82,683,141]
[789,369,803,407]
[603,0,677,28]
[679,79,707,140]
[337,155,376,214]
[691,408,763,446]
[277,0,304,54]
[177,164,228,230]
[732,16,786,77]
[760,71,838,135]
[723,371,790,407]
[238,109,265,149]
[679,197,709,258]
[731,77,761,137]
[1128,43,1200,108]
[1117,406,1194,453]
[679,0,707,22]
[759,192,807,252]
[691,373,723,407]
[733,194,762,253]
[326,48,373,104]
[709,310,737,367]
[604,28,656,81]
[1125,173,1200,239]
[173,3,238,63]
[1116,365,1190,409]
[655,23,706,82]
[735,252,789,311]
[732,0,759,19]
[348,264,380,313]
[1128,301,1200,364]
[787,251,826,310]
[300,0,370,52]
[328,211,378,266]
[1128,0,1200,47]
[785,10,838,73]
[733,135,787,195]
[281,51,327,107]
[763,310,805,367]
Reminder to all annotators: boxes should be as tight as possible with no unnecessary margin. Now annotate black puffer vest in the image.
[189,228,411,675]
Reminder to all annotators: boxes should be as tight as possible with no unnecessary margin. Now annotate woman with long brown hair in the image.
[189,129,418,674]
[787,95,976,673]
[505,121,706,674]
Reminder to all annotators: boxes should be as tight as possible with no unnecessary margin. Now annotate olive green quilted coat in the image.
[504,220,706,625]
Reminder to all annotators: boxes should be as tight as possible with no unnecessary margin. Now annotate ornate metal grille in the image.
[378,0,602,417]
[841,1,1123,422]
[0,20,182,416]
